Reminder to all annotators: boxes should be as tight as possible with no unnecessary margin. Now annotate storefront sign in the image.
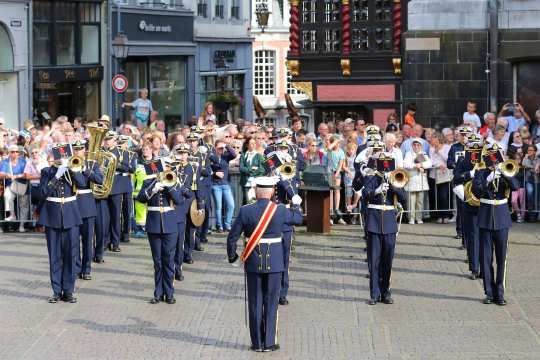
[112,74,129,93]
[113,12,193,43]
[33,66,103,83]
[214,50,236,65]
[138,20,172,33]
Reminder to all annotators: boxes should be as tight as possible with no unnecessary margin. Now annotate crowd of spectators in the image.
[2,99,540,234]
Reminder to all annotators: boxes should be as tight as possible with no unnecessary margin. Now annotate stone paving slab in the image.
[0,222,539,359]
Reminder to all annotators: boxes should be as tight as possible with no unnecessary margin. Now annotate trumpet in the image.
[277,162,296,180]
[159,170,177,187]
[388,169,409,188]
[497,159,519,178]
[68,155,84,172]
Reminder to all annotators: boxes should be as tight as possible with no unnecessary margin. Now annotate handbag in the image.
[8,161,28,196]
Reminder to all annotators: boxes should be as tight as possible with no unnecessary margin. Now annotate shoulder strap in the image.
[240,202,278,262]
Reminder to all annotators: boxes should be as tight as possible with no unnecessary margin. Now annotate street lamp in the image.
[255,3,270,33]
[112,32,129,59]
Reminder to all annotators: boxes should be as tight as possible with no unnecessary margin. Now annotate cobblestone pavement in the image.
[1,223,540,360]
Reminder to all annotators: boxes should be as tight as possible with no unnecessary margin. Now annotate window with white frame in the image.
[254,50,275,96]
[197,0,208,17]
[286,70,304,95]
[231,0,240,19]
[215,0,225,19]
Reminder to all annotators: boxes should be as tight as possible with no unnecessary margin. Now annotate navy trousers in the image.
[247,271,281,349]
[108,194,122,247]
[46,226,79,296]
[464,212,480,274]
[174,221,186,276]
[79,216,95,275]
[121,193,132,241]
[368,232,396,300]
[480,228,509,300]
[184,220,196,262]
[196,188,211,243]
[148,232,177,300]
[95,199,109,260]
[279,231,293,299]
[456,198,464,240]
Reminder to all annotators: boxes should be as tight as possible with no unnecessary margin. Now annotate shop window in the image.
[215,0,225,19]
[56,24,76,65]
[0,25,14,72]
[201,74,245,122]
[516,62,540,123]
[150,59,187,129]
[231,0,240,20]
[253,50,275,96]
[197,0,208,17]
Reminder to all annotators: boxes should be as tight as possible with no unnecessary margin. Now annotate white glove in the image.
[55,165,68,179]
[199,146,208,154]
[486,170,500,183]
[469,169,475,177]
[384,172,391,180]
[152,182,164,193]
[291,194,302,205]
[375,183,389,195]
[453,184,465,201]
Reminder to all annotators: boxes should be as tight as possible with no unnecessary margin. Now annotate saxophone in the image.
[86,122,117,199]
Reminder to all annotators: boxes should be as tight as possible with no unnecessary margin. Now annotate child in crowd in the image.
[327,134,345,225]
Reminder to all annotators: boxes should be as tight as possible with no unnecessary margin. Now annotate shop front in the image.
[112,8,195,129]
[195,42,253,122]
[0,1,31,129]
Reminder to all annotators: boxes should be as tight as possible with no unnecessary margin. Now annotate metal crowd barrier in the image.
[0,179,36,231]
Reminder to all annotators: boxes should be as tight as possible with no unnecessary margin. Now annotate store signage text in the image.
[138,20,172,33]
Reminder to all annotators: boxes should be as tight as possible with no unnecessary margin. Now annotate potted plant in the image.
[208,91,240,112]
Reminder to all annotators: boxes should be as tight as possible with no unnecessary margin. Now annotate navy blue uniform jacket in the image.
[472,168,519,230]
[37,167,86,229]
[174,163,194,223]
[76,161,104,218]
[136,179,183,234]
[453,157,478,214]
[362,175,406,234]
[447,142,465,170]
[227,199,303,273]
[110,148,136,195]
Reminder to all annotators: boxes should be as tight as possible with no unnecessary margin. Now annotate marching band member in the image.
[136,160,183,304]
[453,133,483,280]
[227,176,303,352]
[449,126,472,244]
[72,140,103,281]
[362,152,406,305]
[172,144,194,282]
[38,144,86,303]
[94,132,114,262]
[471,143,519,306]
[118,135,137,243]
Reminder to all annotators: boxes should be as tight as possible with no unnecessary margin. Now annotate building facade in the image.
[189,0,253,122]
[32,0,105,124]
[251,0,313,131]
[0,0,31,129]
[111,1,196,129]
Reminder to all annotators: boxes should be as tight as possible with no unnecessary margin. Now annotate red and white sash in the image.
[240,202,278,262]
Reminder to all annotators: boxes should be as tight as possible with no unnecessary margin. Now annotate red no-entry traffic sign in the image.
[112,74,128,93]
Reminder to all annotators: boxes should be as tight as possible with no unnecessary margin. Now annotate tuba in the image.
[86,122,117,199]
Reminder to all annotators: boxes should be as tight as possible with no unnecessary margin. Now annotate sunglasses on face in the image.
[224,135,231,138]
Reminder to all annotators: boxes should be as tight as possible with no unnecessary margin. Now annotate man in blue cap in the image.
[227,176,303,352]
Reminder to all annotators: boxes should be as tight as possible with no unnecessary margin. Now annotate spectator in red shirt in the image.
[404,103,417,126]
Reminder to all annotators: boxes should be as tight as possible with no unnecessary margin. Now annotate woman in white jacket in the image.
[404,139,432,224]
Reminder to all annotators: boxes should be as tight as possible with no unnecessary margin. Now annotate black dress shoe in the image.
[250,345,264,352]
[367,298,377,305]
[483,296,493,304]
[175,273,185,281]
[149,297,160,304]
[93,258,104,264]
[279,297,289,305]
[48,294,62,303]
[107,244,113,251]
[263,344,280,352]
[165,297,176,304]
[454,235,462,239]
[82,274,92,280]
[459,245,466,250]
[63,294,77,303]
[496,298,507,306]
[194,246,204,252]
[470,273,478,280]
[184,259,194,264]
[215,228,223,233]
[112,246,121,252]
[381,296,394,304]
